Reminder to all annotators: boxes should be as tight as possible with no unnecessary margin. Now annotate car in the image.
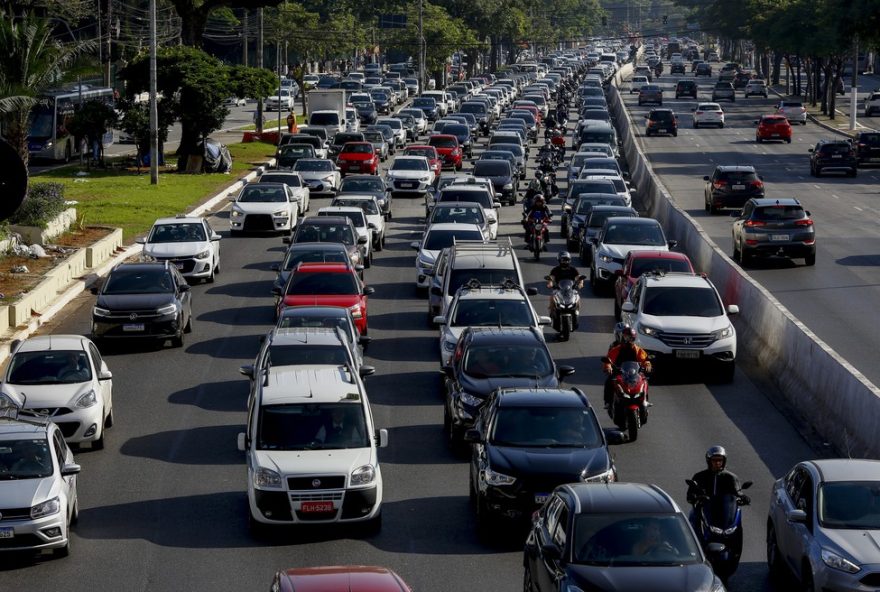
[264,87,295,111]
[317,206,376,265]
[228,183,299,236]
[491,143,527,179]
[442,123,474,158]
[365,124,397,155]
[274,305,370,358]
[425,202,493,241]
[851,131,880,166]
[865,91,880,117]
[279,133,326,159]
[670,62,686,75]
[344,107,360,133]
[633,66,653,82]
[361,129,390,163]
[336,141,379,176]
[224,96,247,107]
[809,139,858,177]
[285,215,367,270]
[578,205,639,264]
[703,165,765,214]
[274,143,316,170]
[711,81,736,102]
[90,261,193,348]
[241,326,371,379]
[589,217,676,291]
[292,158,341,195]
[472,159,517,206]
[351,100,378,125]
[137,216,221,282]
[755,114,792,143]
[434,280,544,367]
[274,262,375,333]
[744,79,768,97]
[399,108,429,134]
[695,62,713,77]
[328,131,366,159]
[427,134,463,170]
[375,117,406,148]
[613,250,694,320]
[732,197,816,266]
[270,566,412,591]
[675,79,697,99]
[644,109,678,137]
[776,100,807,124]
[338,174,392,219]
[403,145,442,178]
[523,482,725,592]
[258,171,310,214]
[411,223,486,289]
[733,71,753,89]
[692,102,725,128]
[432,184,500,239]
[0,412,80,557]
[331,194,386,251]
[392,112,417,140]
[386,156,435,196]
[3,335,114,448]
[442,327,574,444]
[466,388,616,530]
[767,459,880,592]
[369,89,392,114]
[637,85,663,106]
[412,96,441,122]
[270,242,353,306]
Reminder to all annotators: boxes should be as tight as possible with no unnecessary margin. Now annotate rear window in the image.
[753,206,806,220]
[474,161,511,176]
[818,143,851,154]
[718,170,757,182]
[286,271,358,295]
[859,133,880,146]
[630,257,692,277]
[430,136,457,148]
[651,111,675,122]
[762,117,787,125]
[438,190,492,208]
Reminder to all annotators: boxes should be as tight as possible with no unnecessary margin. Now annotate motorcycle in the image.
[685,479,753,582]
[526,213,550,261]
[546,275,585,341]
[601,358,651,442]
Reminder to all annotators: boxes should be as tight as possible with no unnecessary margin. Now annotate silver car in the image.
[768,459,880,591]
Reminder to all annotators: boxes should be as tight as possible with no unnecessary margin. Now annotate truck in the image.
[306,89,349,138]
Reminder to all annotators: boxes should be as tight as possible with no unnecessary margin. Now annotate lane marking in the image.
[855,206,864,211]
[813,184,821,189]
[832,194,840,199]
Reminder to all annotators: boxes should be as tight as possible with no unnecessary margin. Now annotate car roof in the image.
[154,216,203,225]
[749,197,803,207]
[496,388,590,408]
[606,217,660,226]
[111,261,170,273]
[277,566,410,592]
[628,249,691,261]
[426,222,483,232]
[642,272,712,289]
[808,459,880,482]
[259,366,363,406]
[715,165,757,172]
[560,482,680,514]
[269,327,348,347]
[299,216,352,226]
[11,334,87,353]
[278,305,349,317]
[0,419,50,438]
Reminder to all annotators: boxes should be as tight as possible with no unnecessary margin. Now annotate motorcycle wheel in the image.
[533,238,542,261]
[560,315,572,341]
[627,407,640,442]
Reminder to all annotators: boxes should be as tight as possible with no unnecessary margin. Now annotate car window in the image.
[392,159,429,171]
[451,298,532,327]
[342,143,373,154]
[269,344,350,366]
[334,199,380,215]
[257,403,368,451]
[438,190,492,208]
[52,430,66,464]
[642,286,722,317]
[859,133,880,146]
[424,228,484,250]
[603,222,665,246]
[103,268,175,294]
[238,185,288,203]
[431,205,485,225]
[462,344,552,378]
[295,224,354,245]
[294,160,334,172]
[0,438,53,479]
[285,271,358,295]
[574,513,702,566]
[340,178,385,193]
[491,406,601,448]
[818,481,880,529]
[753,206,806,221]
[630,257,691,277]
[7,350,92,385]
[149,222,207,243]
[283,248,347,270]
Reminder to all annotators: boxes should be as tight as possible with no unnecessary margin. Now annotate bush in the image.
[9,182,68,228]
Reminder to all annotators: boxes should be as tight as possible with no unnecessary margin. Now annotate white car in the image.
[630,75,650,94]
[375,117,406,148]
[317,206,375,265]
[224,97,247,107]
[2,335,114,448]
[0,413,80,557]
[580,173,634,207]
[265,87,295,111]
[865,91,880,117]
[344,108,360,133]
[411,223,486,289]
[589,217,675,289]
[399,108,429,134]
[137,216,221,282]
[229,182,299,235]
[257,170,310,213]
[386,156,435,196]
[331,194,386,251]
[692,102,725,129]
[776,100,807,125]
[744,80,768,98]
[292,158,341,195]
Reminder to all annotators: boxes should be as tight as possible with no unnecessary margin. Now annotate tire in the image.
[786,138,792,143]
[693,123,698,129]
[362,511,382,536]
[721,360,736,383]
[815,167,822,177]
[248,511,272,539]
[733,240,741,262]
[560,315,572,341]
[805,252,816,266]
[92,430,105,450]
[720,123,725,128]
[171,331,184,348]
[801,565,815,592]
[523,564,534,592]
[70,498,79,525]
[184,313,193,334]
[614,299,621,321]
[364,252,372,269]
[533,238,542,261]
[375,238,383,252]
[104,407,114,428]
[708,200,718,215]
[627,407,640,442]
[206,267,215,284]
[756,137,762,143]
[740,245,752,265]
[54,536,70,558]
[767,523,785,579]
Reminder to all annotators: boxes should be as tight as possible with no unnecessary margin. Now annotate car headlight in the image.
[44,141,54,149]
[254,467,283,489]
[93,306,111,317]
[421,176,432,183]
[821,549,860,573]
[272,210,289,218]
[638,324,659,337]
[459,391,483,408]
[712,324,734,340]
[0,392,21,411]
[503,183,514,190]
[484,468,516,486]
[231,209,243,217]
[31,497,61,519]
[194,249,210,260]
[582,467,616,483]
[75,390,98,408]
[322,175,335,182]
[598,253,615,263]
[156,303,178,315]
[442,339,457,352]
[350,464,376,486]
[349,304,363,319]
[417,255,434,269]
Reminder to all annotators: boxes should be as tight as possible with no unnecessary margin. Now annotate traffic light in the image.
[663,15,668,25]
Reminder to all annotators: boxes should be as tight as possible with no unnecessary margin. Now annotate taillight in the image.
[713,180,727,188]
[695,111,704,115]
[744,219,766,227]
[859,143,867,148]
[794,219,814,226]
[849,151,856,157]
[751,180,764,189]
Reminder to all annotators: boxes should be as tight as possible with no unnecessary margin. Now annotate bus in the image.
[27,85,115,162]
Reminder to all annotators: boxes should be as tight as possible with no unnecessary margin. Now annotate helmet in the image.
[534,195,545,206]
[620,324,635,344]
[535,170,542,178]
[705,445,727,470]
[558,251,572,266]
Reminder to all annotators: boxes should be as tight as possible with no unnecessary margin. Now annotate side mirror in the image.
[493,202,501,209]
[376,428,389,448]
[271,286,282,296]
[741,481,753,490]
[237,432,247,452]
[703,175,710,181]
[368,223,377,230]
[270,263,280,271]
[667,240,678,249]
[211,233,222,241]
[541,542,562,560]
[526,287,539,296]
[440,365,455,378]
[239,365,255,379]
[487,217,497,224]
[363,286,376,296]
[358,335,372,347]
[61,463,81,477]
[358,235,368,244]
[90,285,100,295]
[135,237,146,245]
[98,370,113,381]
[621,302,635,313]
[282,236,291,244]
[434,315,447,325]
[410,241,420,250]
[430,286,443,296]
[808,148,814,153]
[538,315,551,326]
[786,509,807,524]
[359,365,376,378]
[178,284,191,292]
[557,365,576,380]
[727,304,740,315]
[707,542,726,554]
[463,428,482,443]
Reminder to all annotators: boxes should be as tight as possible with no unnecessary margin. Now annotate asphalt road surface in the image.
[3,97,822,592]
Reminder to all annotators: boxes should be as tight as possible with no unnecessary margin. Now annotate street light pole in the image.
[850,37,859,131]
[418,0,425,92]
[149,0,159,184]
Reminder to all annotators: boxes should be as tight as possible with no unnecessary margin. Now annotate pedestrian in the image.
[286,112,296,133]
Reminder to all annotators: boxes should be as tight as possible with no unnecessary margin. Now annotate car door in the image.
[51,429,76,518]
[172,268,191,320]
[471,400,494,498]
[790,469,816,572]
[535,496,566,591]
[87,341,112,419]
[204,219,220,267]
[775,466,806,570]
[284,186,299,223]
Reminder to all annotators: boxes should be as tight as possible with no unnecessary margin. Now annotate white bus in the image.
[27,85,115,162]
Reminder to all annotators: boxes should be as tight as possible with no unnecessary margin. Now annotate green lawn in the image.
[34,142,277,241]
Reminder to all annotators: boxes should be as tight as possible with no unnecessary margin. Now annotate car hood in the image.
[482,174,512,186]
[822,528,880,563]
[233,202,289,214]
[142,241,207,258]
[566,563,715,591]
[598,244,667,259]
[460,373,558,397]
[2,381,93,409]
[638,313,730,334]
[253,447,373,477]
[388,170,431,180]
[299,171,335,180]
[488,445,609,481]
[96,293,176,311]
[0,476,59,510]
[282,295,361,308]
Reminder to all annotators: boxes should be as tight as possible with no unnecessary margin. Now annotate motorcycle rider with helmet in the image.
[523,195,552,246]
[686,446,750,529]
[602,325,651,408]
[547,251,582,313]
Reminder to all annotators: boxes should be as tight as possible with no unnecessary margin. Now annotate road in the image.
[2,92,824,591]
[619,64,880,387]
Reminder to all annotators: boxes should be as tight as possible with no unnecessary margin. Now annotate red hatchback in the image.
[277,262,374,334]
[427,134,463,170]
[403,145,442,177]
[273,566,413,592]
[613,250,695,320]
[337,142,379,175]
[755,115,792,143]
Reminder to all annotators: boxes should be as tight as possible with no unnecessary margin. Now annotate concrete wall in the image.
[9,208,77,245]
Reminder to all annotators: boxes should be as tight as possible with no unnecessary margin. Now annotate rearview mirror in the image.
[239,365,255,379]
[433,316,447,325]
[557,365,576,380]
[430,286,443,296]
[377,428,389,448]
[526,287,539,296]
[270,263,280,271]
[727,304,740,315]
[621,302,635,313]
[463,428,482,443]
[363,286,376,296]
[61,463,81,477]
[410,241,420,250]
[237,432,246,452]
[359,366,376,378]
[787,509,807,524]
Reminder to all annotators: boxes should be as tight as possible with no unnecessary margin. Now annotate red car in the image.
[613,250,695,320]
[336,142,379,175]
[755,115,793,144]
[403,145,442,177]
[427,134,463,170]
[272,566,412,592]
[277,262,374,334]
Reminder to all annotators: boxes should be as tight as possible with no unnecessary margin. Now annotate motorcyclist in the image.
[523,195,552,246]
[547,251,582,313]
[603,325,651,408]
[686,446,748,507]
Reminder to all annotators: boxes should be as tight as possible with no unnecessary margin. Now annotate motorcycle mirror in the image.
[741,481,753,490]
[685,479,696,487]
[544,275,552,281]
[601,356,611,364]
[707,542,726,554]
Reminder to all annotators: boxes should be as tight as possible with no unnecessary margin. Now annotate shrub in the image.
[9,182,68,228]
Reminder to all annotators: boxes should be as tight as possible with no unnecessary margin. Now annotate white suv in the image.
[589,217,675,290]
[866,91,880,117]
[237,365,388,533]
[620,272,739,381]
[138,215,221,282]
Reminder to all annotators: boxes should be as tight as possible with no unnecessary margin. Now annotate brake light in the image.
[744,219,766,227]
[794,219,814,226]
[751,180,764,189]
[695,111,703,115]
[713,180,727,188]
[859,143,867,148]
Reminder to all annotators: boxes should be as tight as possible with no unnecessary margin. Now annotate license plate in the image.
[0,528,13,539]
[771,133,780,137]
[350,165,360,171]
[832,154,843,158]
[657,128,667,133]
[402,182,416,188]
[770,234,790,241]
[301,501,334,513]
[534,494,549,504]
[675,349,701,359]
[732,184,745,190]
[123,323,145,332]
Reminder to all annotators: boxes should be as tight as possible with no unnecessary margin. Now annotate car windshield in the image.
[103,268,175,294]
[283,248,348,270]
[285,271,358,295]
[340,178,384,192]
[859,133,880,146]
[574,513,702,566]
[310,113,339,125]
[430,137,457,148]
[261,174,302,187]
[278,145,313,158]
[462,344,552,379]
[424,228,484,251]
[579,131,614,144]
[431,205,484,225]
[474,162,510,176]
[589,210,635,228]
[643,286,722,317]
[269,344,350,367]
[392,159,428,171]
[491,406,602,448]
[294,224,354,245]
[572,180,616,196]
[320,210,365,227]
[451,298,532,327]
[603,223,665,246]
[334,199,379,215]
[753,206,806,220]
[238,186,287,203]
[575,196,624,215]
[494,144,523,157]
[294,160,334,172]
[818,481,880,529]
[149,223,206,243]
[7,350,92,385]
[630,258,692,277]
[257,403,368,451]
[445,124,468,136]
[405,148,435,159]
[335,134,362,144]
[341,143,372,155]
[0,438,53,480]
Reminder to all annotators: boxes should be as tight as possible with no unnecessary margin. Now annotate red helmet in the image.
[621,326,636,343]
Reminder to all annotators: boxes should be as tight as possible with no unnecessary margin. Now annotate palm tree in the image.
[0,10,96,168]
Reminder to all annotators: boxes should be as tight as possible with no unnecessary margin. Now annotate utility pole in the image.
[97,0,104,83]
[850,36,859,131]
[149,0,158,184]
[277,39,282,136]
[106,0,113,87]
[256,8,264,133]
[242,10,248,66]
[418,0,425,93]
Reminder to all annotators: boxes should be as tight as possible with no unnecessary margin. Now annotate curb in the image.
[0,157,276,364]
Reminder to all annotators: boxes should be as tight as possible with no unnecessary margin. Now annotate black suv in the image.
[674,80,697,99]
[850,132,880,167]
[731,198,816,266]
[284,215,368,268]
[465,388,615,531]
[91,261,193,347]
[809,139,857,177]
[644,109,678,137]
[472,159,517,205]
[703,165,764,214]
[670,62,686,75]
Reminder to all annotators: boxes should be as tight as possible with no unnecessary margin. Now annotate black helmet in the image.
[620,324,635,344]
[705,445,727,470]
[558,251,572,266]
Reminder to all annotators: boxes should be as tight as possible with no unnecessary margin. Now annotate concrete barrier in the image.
[86,228,123,268]
[9,208,77,245]
[607,81,880,458]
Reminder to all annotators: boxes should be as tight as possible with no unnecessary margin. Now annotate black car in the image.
[338,174,392,219]
[563,189,621,247]
[369,91,392,115]
[695,63,713,77]
[674,80,697,99]
[412,97,440,121]
[270,242,355,302]
[732,197,816,265]
[523,482,723,592]
[579,205,639,264]
[644,109,678,137]
[465,388,615,530]
[851,131,880,167]
[703,165,765,214]
[479,150,521,181]
[274,143,316,169]
[670,62,686,75]
[443,123,473,158]
[351,100,377,125]
[809,139,858,177]
[472,159,517,205]
[91,261,192,347]
[284,215,367,269]
[442,327,574,445]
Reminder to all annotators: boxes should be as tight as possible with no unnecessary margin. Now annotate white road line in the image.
[813,184,821,189]
[832,194,840,199]
[855,206,864,212]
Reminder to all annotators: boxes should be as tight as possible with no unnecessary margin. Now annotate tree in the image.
[115,96,174,168]
[227,64,277,101]
[0,9,96,167]
[66,99,118,166]
[168,0,284,46]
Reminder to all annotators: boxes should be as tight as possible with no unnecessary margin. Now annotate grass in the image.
[32,141,277,241]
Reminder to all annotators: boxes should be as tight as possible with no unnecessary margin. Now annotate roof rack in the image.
[1,394,51,427]
[452,237,514,253]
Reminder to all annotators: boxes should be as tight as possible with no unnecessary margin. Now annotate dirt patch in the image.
[54,226,114,248]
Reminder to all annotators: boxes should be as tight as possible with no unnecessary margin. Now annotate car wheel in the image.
[54,534,70,558]
[801,564,816,592]
[733,239,741,261]
[756,136,762,143]
[184,313,193,334]
[171,331,184,348]
[206,266,215,284]
[613,299,621,321]
[673,131,678,137]
[248,510,272,539]
[815,167,822,177]
[92,427,105,450]
[786,138,792,143]
[740,243,752,265]
[708,200,718,215]
[104,407,114,428]
[805,252,816,266]
[374,238,383,252]
[362,511,382,536]
[70,497,79,525]
[523,564,535,592]
[720,360,735,383]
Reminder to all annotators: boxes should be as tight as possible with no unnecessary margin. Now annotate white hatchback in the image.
[692,103,725,129]
[630,75,650,94]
